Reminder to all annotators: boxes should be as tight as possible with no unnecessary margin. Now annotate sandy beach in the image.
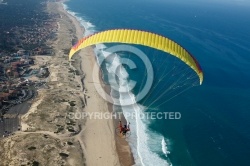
[70,15,121,166]
[62,2,135,166]
[0,1,134,165]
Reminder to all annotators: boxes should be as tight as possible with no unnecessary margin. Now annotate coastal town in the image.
[0,0,134,165]
[0,0,91,164]
[0,0,58,138]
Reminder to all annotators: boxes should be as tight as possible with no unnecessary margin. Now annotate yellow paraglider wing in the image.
[69,29,203,84]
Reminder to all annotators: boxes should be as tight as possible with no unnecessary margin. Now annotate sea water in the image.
[64,0,250,165]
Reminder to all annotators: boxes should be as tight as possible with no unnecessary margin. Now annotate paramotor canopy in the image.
[69,29,203,84]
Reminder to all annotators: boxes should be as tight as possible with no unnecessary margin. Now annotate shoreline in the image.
[0,1,135,165]
[60,1,135,166]
[105,85,135,166]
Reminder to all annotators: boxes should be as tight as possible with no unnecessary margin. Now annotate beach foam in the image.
[62,3,95,36]
[63,3,172,165]
[96,46,172,166]
[162,137,171,157]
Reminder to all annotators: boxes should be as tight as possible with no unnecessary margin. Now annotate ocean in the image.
[64,0,250,165]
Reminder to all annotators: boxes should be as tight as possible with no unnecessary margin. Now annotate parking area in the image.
[0,116,20,138]
[0,101,31,138]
